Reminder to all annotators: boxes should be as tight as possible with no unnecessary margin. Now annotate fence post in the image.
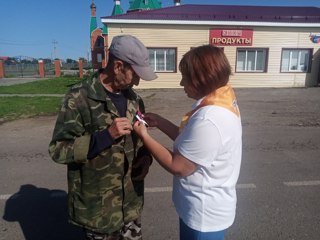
[54,59,61,77]
[79,58,84,79]
[38,60,45,78]
[0,60,4,79]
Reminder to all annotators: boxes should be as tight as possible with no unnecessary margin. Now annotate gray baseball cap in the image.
[109,35,157,81]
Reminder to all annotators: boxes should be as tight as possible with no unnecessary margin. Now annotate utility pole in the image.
[87,48,90,63]
[19,56,23,77]
[52,39,58,59]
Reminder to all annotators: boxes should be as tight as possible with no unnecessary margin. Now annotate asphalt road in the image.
[0,77,49,86]
[0,87,320,240]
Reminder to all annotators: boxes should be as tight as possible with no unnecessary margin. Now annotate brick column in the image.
[79,58,84,79]
[38,60,45,78]
[0,60,4,79]
[103,35,108,68]
[54,59,61,77]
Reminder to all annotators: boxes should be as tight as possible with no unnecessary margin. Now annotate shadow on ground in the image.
[2,184,84,240]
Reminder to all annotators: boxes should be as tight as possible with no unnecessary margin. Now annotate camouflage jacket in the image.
[48,75,151,233]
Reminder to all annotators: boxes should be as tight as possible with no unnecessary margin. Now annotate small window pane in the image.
[166,49,175,71]
[247,51,255,71]
[97,53,102,63]
[256,50,265,71]
[290,51,298,70]
[300,50,309,71]
[148,48,176,72]
[281,50,290,71]
[156,50,165,71]
[236,50,246,71]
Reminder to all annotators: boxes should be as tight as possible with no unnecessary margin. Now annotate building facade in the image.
[90,0,162,69]
[101,3,320,88]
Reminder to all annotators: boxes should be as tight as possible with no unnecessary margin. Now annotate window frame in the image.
[280,48,313,73]
[147,47,177,73]
[235,48,269,73]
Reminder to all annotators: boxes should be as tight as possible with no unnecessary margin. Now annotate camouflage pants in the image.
[84,218,142,240]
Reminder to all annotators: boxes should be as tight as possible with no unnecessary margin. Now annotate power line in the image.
[0,38,87,60]
[0,41,48,46]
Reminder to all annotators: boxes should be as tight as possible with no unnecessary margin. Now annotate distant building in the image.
[90,0,162,69]
[89,1,108,69]
[89,1,320,87]
[100,2,320,88]
[0,56,9,61]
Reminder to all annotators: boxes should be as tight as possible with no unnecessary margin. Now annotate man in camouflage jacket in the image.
[48,35,157,240]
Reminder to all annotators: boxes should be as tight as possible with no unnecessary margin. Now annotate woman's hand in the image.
[143,113,161,127]
[133,120,149,139]
[143,112,179,141]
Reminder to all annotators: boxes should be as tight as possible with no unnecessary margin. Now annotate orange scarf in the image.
[179,85,240,132]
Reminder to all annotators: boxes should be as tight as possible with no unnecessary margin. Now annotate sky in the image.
[1,0,319,61]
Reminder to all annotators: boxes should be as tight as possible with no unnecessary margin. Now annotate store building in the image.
[100,2,320,88]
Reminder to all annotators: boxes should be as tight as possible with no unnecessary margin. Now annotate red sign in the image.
[210,29,253,46]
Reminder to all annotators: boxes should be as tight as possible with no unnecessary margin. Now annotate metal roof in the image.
[90,17,98,34]
[112,5,124,15]
[101,4,320,24]
[128,0,161,11]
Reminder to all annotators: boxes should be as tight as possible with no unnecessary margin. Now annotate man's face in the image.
[114,61,140,90]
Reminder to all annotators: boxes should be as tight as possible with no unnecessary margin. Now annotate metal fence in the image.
[3,61,92,78]
[4,63,40,78]
[60,62,92,76]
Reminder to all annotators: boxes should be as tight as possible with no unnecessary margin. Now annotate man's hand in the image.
[108,117,133,139]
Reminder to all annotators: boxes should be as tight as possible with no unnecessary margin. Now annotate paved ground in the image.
[0,84,320,239]
[0,77,49,86]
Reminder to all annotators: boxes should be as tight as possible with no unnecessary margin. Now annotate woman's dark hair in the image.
[179,45,232,96]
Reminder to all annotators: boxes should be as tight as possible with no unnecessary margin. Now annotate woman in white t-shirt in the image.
[133,45,242,240]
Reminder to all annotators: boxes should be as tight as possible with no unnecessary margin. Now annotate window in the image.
[236,48,268,72]
[148,48,177,72]
[97,53,102,63]
[96,36,104,48]
[281,49,312,72]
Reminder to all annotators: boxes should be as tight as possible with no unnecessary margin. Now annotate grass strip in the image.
[0,96,63,123]
[0,76,82,94]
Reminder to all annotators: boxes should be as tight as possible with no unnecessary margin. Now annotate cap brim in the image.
[132,65,158,81]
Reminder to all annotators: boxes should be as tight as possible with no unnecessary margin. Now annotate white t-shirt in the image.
[173,101,242,232]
